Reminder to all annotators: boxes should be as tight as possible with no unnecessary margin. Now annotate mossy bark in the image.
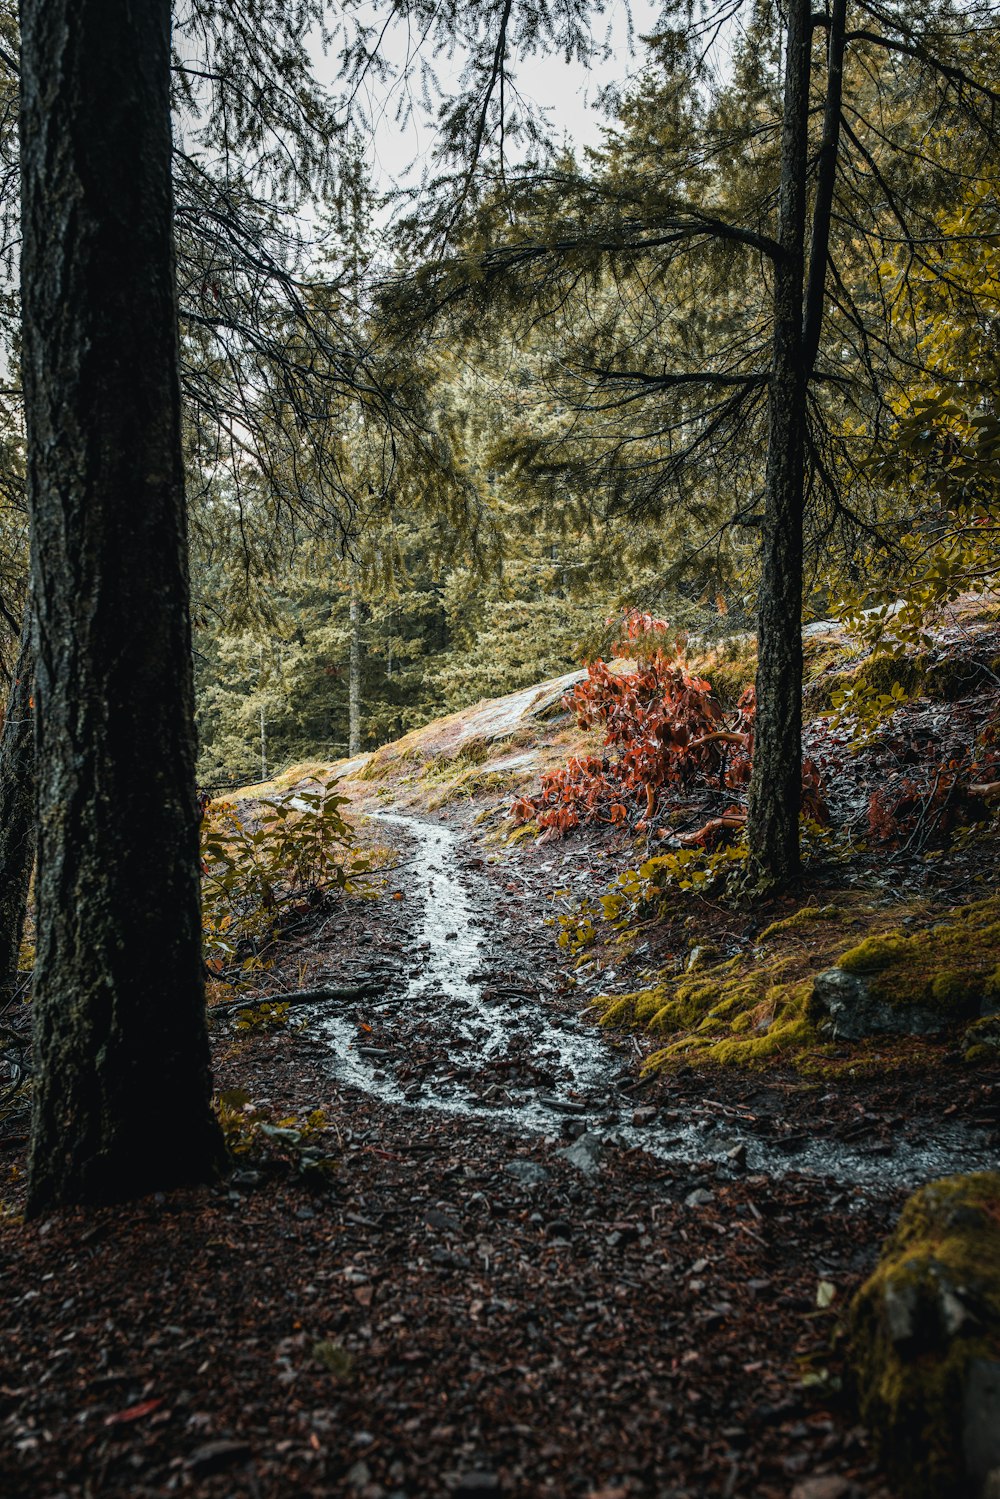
[20,0,227,1210]
[0,612,35,1007]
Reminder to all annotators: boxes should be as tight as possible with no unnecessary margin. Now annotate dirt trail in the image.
[2,770,998,1496]
[307,808,996,1193]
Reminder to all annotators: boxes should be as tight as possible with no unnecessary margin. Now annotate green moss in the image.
[838,934,909,973]
[850,1173,1000,1499]
[808,652,923,713]
[593,895,1000,1074]
[983,965,1000,1003]
[357,741,426,781]
[687,636,757,709]
[594,950,820,1072]
[963,1014,1000,1062]
[834,896,1000,1022]
[759,904,841,941]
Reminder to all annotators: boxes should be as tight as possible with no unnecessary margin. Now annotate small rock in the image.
[790,1478,855,1499]
[632,1106,658,1127]
[452,1472,501,1497]
[883,1277,919,1348]
[186,1439,252,1477]
[684,1188,715,1209]
[964,1359,1000,1486]
[556,1131,605,1175]
[425,1209,462,1234]
[504,1160,549,1187]
[540,1095,588,1116]
[810,967,947,1040]
[727,1143,747,1170]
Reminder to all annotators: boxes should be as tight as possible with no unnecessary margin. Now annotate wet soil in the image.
[1,800,998,1498]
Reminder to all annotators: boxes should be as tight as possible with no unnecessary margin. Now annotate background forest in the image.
[196,5,1000,791]
[1,1,998,794]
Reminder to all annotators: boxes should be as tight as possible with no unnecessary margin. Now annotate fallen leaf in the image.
[104,1397,163,1427]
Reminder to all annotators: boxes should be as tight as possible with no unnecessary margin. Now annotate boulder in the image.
[810,967,948,1040]
[850,1172,1000,1499]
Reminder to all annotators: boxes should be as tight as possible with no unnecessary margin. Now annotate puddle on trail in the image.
[315,812,997,1192]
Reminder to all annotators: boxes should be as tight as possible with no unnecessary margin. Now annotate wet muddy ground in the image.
[298,810,998,1193]
[1,801,998,1497]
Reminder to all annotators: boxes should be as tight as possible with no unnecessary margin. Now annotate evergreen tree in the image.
[386,0,1000,887]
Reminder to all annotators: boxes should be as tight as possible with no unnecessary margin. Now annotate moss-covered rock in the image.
[810,899,1000,1041]
[850,1172,1000,1499]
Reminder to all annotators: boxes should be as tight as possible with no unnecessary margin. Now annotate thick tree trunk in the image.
[349,575,362,756]
[0,612,36,1009]
[20,0,226,1210]
[746,0,813,891]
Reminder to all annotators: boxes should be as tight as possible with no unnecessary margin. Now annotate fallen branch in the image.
[207,981,385,1019]
[676,812,747,848]
[684,730,751,752]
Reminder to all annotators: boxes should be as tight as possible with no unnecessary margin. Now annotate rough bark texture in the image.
[0,613,36,1008]
[746,0,813,890]
[802,0,847,372]
[349,578,362,757]
[20,0,226,1210]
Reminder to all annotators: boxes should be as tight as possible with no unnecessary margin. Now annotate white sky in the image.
[312,1,666,195]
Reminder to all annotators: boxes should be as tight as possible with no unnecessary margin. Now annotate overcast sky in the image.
[312,1,667,195]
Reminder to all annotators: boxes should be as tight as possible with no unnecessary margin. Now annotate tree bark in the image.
[746,0,813,890]
[802,0,847,372]
[349,572,362,756]
[0,611,36,1009]
[20,0,226,1210]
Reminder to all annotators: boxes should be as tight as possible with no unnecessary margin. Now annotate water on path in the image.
[316,812,997,1190]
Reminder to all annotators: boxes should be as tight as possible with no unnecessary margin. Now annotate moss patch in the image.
[833,896,1000,1024]
[758,904,841,941]
[593,949,821,1072]
[850,1172,1000,1499]
[592,894,1000,1072]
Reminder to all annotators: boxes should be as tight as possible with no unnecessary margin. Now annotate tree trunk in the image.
[349,574,362,756]
[20,0,226,1210]
[746,0,813,891]
[258,644,268,781]
[0,611,36,1009]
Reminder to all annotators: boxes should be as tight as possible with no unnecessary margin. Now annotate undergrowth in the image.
[511,610,826,846]
[201,781,379,981]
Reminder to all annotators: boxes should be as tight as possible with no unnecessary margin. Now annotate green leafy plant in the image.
[200,780,374,973]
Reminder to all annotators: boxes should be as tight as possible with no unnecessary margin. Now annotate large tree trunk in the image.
[20,0,226,1210]
[0,612,36,1009]
[746,0,813,891]
[349,571,362,756]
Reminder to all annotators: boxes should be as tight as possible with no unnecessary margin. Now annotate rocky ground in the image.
[1,794,998,1498]
[4,611,1000,1496]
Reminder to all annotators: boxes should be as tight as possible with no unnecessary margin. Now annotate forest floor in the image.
[2,614,1000,1497]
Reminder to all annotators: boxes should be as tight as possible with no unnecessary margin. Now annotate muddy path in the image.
[4,808,998,1499]
[295,809,998,1196]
